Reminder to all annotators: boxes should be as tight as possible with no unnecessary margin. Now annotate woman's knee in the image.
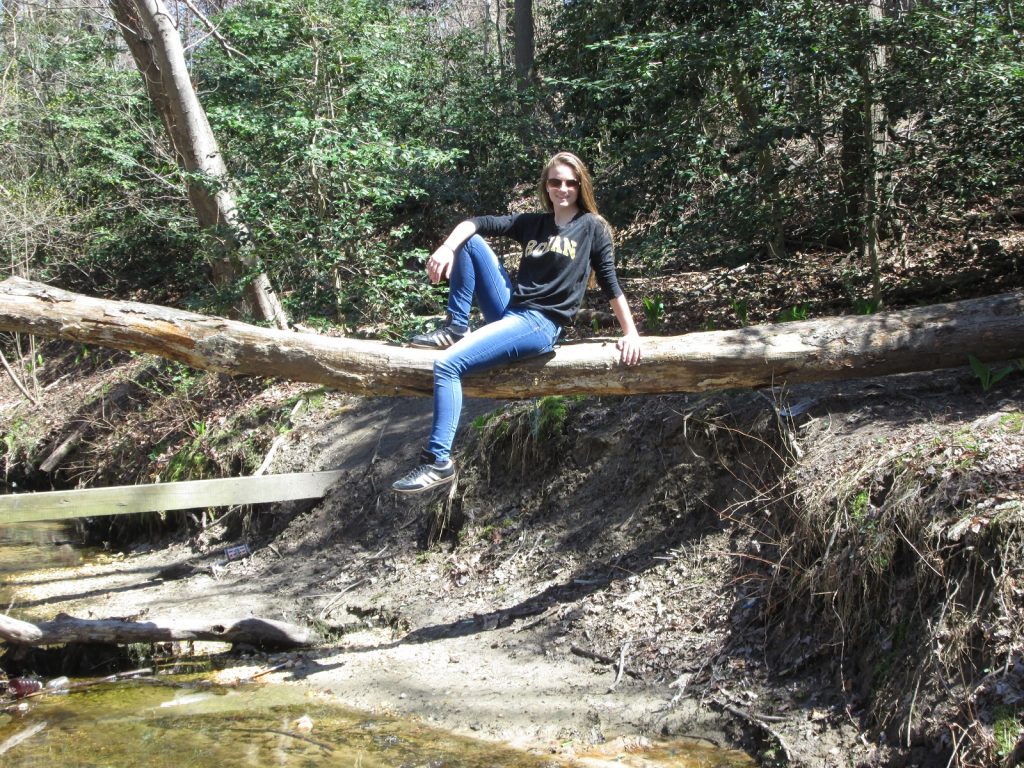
[434,354,463,381]
[460,234,487,254]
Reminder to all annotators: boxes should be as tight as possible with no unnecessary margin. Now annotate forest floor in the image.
[2,215,1024,767]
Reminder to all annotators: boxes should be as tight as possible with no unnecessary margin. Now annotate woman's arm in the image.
[426,220,477,284]
[610,294,642,366]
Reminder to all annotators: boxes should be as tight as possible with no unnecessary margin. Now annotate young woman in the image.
[392,151,642,494]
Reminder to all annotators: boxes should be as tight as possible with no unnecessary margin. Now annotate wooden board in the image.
[0,471,345,524]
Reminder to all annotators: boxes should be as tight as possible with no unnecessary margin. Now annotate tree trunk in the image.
[0,612,313,649]
[513,0,534,90]
[109,0,289,330]
[861,0,888,307]
[2,277,1023,399]
[728,60,786,259]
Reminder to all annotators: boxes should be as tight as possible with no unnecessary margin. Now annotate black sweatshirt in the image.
[470,212,623,325]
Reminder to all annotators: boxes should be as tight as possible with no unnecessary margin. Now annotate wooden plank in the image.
[0,471,345,525]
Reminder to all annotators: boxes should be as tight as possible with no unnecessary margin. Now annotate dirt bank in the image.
[4,349,1022,766]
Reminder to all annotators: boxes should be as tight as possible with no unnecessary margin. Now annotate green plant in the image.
[530,395,571,442]
[999,412,1024,432]
[776,305,809,323]
[969,355,1020,391]
[642,295,665,331]
[162,431,216,482]
[849,489,871,522]
[993,707,1022,759]
[730,299,749,327]
[853,297,880,315]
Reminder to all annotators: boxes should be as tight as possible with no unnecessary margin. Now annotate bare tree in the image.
[109,0,289,329]
[513,0,534,89]
[860,0,889,308]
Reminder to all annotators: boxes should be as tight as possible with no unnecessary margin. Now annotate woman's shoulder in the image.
[574,210,608,227]
[579,211,613,238]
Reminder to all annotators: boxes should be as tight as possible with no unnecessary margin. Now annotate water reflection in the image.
[0,682,754,767]
[0,522,91,609]
[0,522,86,577]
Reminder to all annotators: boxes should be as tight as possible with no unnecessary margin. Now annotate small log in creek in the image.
[0,612,314,649]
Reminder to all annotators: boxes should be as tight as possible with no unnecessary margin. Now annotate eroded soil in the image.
[2,217,1024,766]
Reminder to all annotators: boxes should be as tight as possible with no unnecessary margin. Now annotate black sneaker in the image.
[410,315,469,349]
[392,452,456,494]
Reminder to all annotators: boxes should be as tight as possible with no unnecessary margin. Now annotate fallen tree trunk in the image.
[1,277,1022,399]
[0,612,313,649]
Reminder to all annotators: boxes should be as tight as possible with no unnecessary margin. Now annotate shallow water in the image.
[0,521,87,574]
[0,521,93,608]
[0,681,754,767]
[0,524,755,768]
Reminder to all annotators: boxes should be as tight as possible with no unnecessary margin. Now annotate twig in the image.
[608,639,630,692]
[179,0,256,65]
[368,406,393,467]
[0,722,47,756]
[23,667,155,700]
[945,721,975,768]
[570,645,642,679]
[227,726,333,753]
[0,349,39,406]
[43,373,70,391]
[255,435,286,477]
[250,661,292,680]
[718,687,790,722]
[317,577,369,619]
[906,672,922,748]
[709,697,794,764]
[894,522,943,578]
[524,532,544,561]
[513,605,557,633]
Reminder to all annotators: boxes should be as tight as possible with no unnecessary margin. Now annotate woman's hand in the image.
[616,331,642,366]
[426,244,455,284]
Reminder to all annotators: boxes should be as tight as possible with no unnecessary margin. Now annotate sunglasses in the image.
[546,177,580,190]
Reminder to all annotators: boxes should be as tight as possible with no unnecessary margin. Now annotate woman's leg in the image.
[446,235,513,328]
[427,309,560,463]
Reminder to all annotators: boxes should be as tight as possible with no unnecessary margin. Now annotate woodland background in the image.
[3,0,1022,339]
[3,4,1024,766]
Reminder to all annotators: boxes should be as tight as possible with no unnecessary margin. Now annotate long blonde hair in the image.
[537,152,611,289]
[537,151,602,216]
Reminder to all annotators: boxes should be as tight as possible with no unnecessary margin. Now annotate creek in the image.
[0,523,755,767]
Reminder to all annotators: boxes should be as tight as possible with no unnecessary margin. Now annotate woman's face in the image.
[545,163,580,215]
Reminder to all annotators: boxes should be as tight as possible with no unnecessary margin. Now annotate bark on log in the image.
[0,612,313,649]
[1,277,1023,399]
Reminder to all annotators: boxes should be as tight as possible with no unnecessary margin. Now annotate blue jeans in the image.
[427,235,560,462]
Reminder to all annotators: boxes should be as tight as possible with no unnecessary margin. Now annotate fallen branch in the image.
[570,644,643,679]
[0,612,314,649]
[317,578,369,620]
[708,696,794,764]
[0,348,38,406]
[3,277,1024,398]
[608,639,631,692]
[227,726,333,753]
[39,425,87,474]
[0,722,47,756]
[21,668,154,700]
